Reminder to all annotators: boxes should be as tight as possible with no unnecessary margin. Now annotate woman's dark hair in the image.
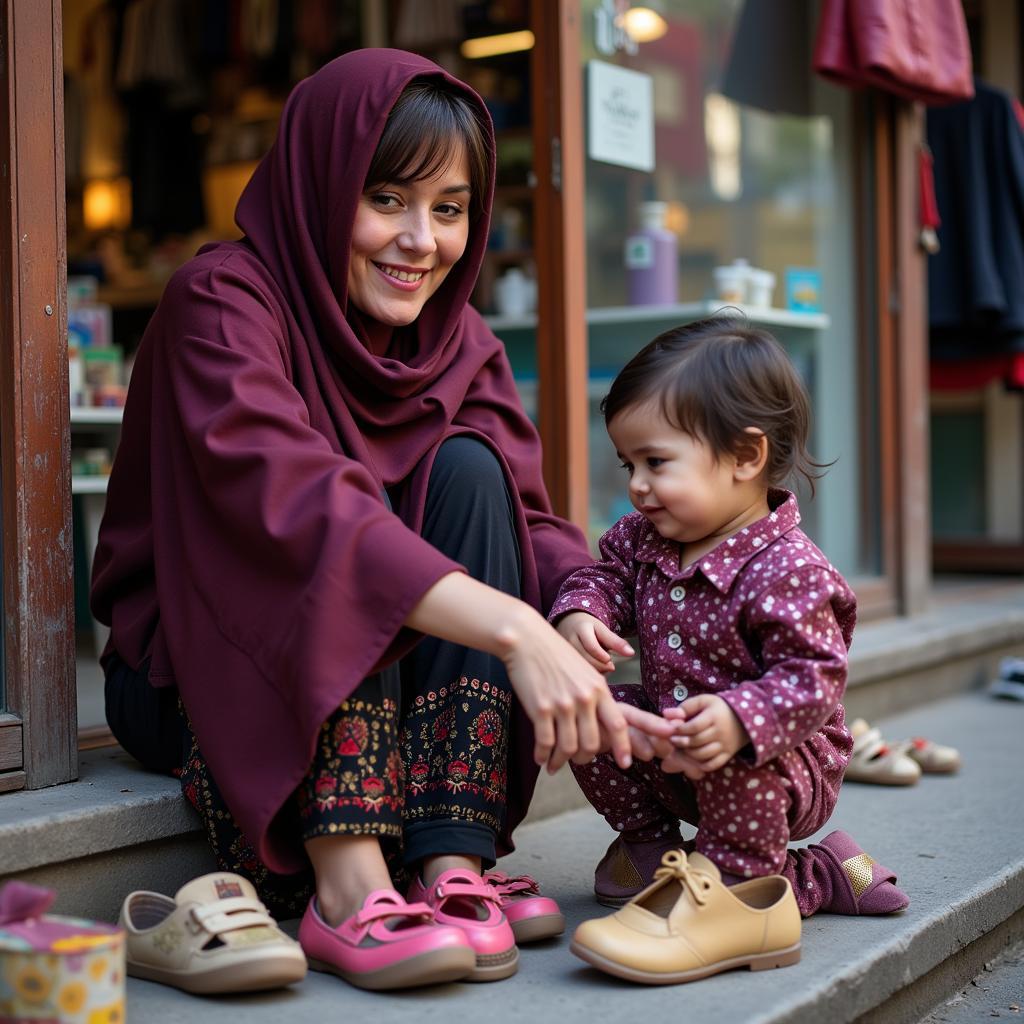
[602,315,829,494]
[364,78,491,221]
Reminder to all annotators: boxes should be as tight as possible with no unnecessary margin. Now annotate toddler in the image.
[551,317,907,918]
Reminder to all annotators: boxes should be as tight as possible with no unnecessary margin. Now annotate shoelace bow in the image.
[653,850,714,906]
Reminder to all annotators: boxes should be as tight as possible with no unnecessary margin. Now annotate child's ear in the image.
[734,428,768,482]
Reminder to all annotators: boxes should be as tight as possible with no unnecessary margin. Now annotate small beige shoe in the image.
[570,850,800,985]
[121,872,307,994]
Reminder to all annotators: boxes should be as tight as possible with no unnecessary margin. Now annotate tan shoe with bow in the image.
[570,849,801,985]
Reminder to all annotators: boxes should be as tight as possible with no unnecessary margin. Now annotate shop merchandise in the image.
[0,880,125,1023]
[407,869,519,981]
[626,201,678,306]
[571,849,801,985]
[298,890,475,991]
[120,872,307,994]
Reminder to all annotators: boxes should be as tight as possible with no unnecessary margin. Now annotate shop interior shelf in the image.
[484,303,830,333]
[586,302,831,329]
[71,407,124,426]
[72,476,109,495]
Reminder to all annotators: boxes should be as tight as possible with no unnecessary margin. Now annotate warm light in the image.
[460,30,535,59]
[665,201,690,237]
[83,178,131,231]
[620,7,668,44]
[705,93,742,200]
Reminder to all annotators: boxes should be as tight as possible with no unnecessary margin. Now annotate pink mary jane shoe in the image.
[408,869,519,981]
[483,871,565,942]
[298,889,475,991]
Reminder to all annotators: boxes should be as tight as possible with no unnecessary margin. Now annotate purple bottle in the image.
[625,201,678,306]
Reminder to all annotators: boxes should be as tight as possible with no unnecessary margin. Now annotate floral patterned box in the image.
[0,882,124,1024]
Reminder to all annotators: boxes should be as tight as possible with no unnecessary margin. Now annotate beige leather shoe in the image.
[570,850,800,985]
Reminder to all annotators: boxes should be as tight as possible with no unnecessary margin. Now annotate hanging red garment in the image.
[813,0,974,105]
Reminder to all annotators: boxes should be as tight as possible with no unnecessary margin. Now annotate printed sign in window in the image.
[587,60,654,172]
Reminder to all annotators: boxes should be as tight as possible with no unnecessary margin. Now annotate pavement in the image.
[122,690,1024,1024]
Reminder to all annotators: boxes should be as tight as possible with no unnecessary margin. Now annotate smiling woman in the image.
[89,48,668,995]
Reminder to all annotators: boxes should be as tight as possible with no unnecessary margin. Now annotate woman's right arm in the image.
[404,571,637,773]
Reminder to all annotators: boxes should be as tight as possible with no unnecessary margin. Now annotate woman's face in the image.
[347,144,472,326]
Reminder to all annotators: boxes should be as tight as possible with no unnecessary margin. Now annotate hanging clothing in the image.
[928,78,1024,375]
[91,49,591,875]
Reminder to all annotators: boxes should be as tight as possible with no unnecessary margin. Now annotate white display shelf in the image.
[484,303,829,332]
[586,302,830,329]
[72,475,109,495]
[70,407,124,426]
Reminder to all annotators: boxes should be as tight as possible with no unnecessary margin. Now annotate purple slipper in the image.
[811,830,910,914]
[593,832,693,907]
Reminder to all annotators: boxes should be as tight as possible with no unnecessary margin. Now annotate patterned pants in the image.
[572,684,846,884]
[173,438,522,917]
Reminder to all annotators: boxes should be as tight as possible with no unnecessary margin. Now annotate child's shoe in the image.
[408,869,518,981]
[990,656,1024,700]
[593,832,693,906]
[483,871,565,942]
[298,890,475,991]
[571,849,801,985]
[809,830,909,914]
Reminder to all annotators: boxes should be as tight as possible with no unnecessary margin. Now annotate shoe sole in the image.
[307,946,476,991]
[127,955,307,994]
[465,945,519,982]
[594,892,637,908]
[509,913,566,943]
[569,939,801,985]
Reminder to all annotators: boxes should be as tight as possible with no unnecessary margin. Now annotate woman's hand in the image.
[555,611,635,674]
[404,572,637,774]
[499,606,635,773]
[614,703,678,762]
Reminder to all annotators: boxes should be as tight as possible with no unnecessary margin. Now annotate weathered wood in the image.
[0,717,22,770]
[0,0,76,787]
[530,0,590,532]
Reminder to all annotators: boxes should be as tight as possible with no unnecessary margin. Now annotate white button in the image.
[667,632,682,650]
[672,683,689,702]
[670,586,685,602]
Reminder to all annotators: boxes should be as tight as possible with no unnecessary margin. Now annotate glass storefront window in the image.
[580,0,878,581]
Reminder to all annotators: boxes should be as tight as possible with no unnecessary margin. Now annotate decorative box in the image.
[0,882,124,1024]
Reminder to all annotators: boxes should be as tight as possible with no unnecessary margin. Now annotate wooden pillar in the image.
[0,0,76,788]
[530,0,590,531]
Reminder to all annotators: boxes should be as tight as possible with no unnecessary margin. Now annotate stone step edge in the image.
[762,864,1024,1024]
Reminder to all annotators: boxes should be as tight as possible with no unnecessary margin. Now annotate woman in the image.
[92,49,667,991]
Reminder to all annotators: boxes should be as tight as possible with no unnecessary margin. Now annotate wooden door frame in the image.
[530,0,589,530]
[0,0,76,791]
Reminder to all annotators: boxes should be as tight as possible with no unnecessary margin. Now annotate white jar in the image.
[746,268,776,307]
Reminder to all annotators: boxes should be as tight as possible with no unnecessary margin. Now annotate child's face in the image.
[608,402,765,549]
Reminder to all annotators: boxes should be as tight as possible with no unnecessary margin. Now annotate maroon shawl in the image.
[91,49,590,872]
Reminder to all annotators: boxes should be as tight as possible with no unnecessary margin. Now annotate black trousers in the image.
[105,437,522,914]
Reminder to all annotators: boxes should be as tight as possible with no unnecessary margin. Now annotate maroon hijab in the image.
[91,49,590,872]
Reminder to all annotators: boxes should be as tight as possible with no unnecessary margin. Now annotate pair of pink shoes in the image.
[298,869,564,991]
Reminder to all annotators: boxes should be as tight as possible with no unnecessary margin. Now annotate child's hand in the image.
[667,694,750,773]
[555,611,635,675]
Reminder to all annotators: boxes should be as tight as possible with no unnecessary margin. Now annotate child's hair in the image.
[601,314,828,493]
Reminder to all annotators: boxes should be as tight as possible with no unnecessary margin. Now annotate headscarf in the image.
[91,49,591,872]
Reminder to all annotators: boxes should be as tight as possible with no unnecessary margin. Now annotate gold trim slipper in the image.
[570,850,800,985]
[844,718,921,785]
[120,872,307,994]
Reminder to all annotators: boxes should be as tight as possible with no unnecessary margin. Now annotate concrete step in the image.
[5,691,1023,1024]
